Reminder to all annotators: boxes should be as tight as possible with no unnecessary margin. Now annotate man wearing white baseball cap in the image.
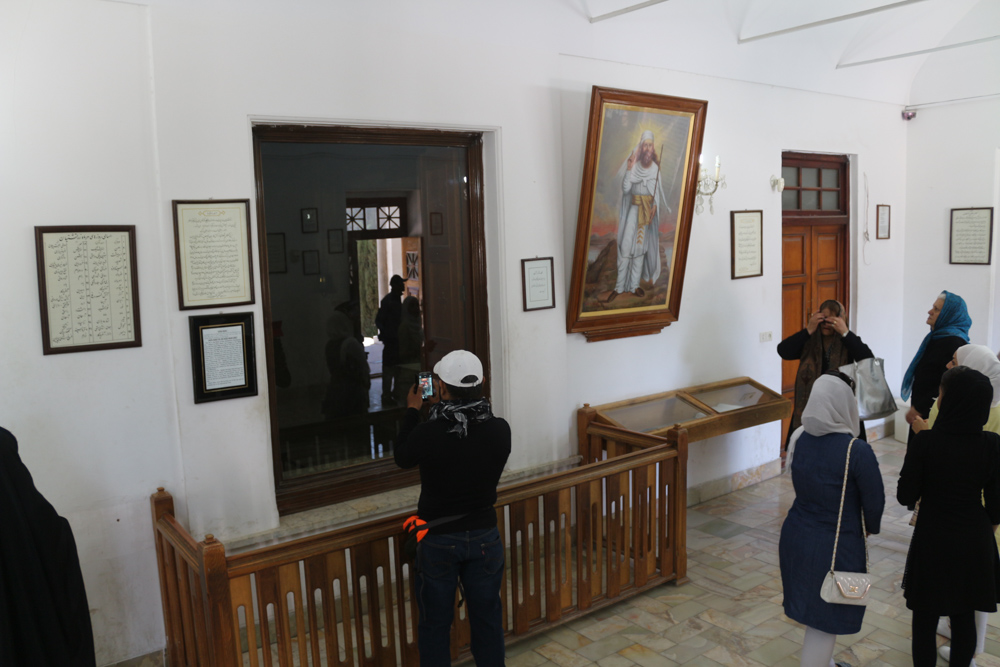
[395,349,511,666]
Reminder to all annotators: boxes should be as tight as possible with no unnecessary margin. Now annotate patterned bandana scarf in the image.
[429,399,493,437]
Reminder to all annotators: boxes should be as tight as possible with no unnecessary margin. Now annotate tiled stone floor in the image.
[500,437,1000,667]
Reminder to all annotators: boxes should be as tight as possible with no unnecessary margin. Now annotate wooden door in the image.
[779,153,850,447]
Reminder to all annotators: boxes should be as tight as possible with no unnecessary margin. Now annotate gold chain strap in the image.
[830,437,870,573]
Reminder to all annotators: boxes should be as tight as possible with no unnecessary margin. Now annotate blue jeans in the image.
[416,526,505,666]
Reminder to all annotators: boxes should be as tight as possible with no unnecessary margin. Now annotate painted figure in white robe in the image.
[608,130,670,303]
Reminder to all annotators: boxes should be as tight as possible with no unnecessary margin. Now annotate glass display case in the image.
[585,376,790,443]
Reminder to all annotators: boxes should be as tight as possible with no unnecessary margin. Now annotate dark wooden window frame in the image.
[782,152,849,219]
[252,125,490,515]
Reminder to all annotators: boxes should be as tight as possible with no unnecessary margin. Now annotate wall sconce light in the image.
[695,155,726,214]
[770,175,785,193]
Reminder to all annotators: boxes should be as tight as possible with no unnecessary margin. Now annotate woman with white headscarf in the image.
[911,344,1000,666]
[780,373,885,667]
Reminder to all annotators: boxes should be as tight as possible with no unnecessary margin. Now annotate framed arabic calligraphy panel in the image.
[34,225,142,355]
[567,86,707,341]
[172,199,255,310]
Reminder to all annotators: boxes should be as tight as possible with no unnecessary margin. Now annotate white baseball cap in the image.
[433,350,484,387]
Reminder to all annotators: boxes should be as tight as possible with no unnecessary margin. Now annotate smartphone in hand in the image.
[417,372,434,400]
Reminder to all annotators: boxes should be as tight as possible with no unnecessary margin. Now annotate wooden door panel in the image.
[815,279,841,307]
[813,228,842,275]
[782,231,808,278]
[781,283,806,394]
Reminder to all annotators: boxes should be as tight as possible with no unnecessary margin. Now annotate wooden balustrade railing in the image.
[151,424,688,666]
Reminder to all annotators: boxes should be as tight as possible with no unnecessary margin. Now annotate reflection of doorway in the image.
[780,152,849,447]
[346,197,424,408]
[253,126,489,514]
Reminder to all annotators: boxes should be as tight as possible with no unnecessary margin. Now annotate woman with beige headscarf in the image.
[912,344,1000,667]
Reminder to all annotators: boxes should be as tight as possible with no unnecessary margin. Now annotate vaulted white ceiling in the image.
[571,0,1000,107]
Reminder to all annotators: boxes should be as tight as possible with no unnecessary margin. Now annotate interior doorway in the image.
[780,152,850,446]
[253,126,490,514]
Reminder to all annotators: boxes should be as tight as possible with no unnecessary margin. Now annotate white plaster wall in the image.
[902,98,1000,363]
[0,0,925,663]
[0,1,183,663]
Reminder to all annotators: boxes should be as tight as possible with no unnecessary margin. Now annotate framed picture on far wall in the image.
[730,210,763,279]
[949,207,993,265]
[327,229,344,254]
[876,205,890,240]
[301,207,319,233]
[566,86,707,341]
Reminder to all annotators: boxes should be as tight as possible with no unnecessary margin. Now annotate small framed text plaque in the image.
[521,257,555,311]
[189,312,258,403]
[876,205,890,240]
[950,207,994,265]
[730,210,763,279]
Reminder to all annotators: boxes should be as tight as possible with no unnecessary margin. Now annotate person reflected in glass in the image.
[394,295,425,405]
[375,275,405,406]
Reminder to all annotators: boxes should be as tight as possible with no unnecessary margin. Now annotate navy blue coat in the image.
[779,432,885,634]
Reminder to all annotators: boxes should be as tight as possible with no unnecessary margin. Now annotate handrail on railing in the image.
[150,420,689,666]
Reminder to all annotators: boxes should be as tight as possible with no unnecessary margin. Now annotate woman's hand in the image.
[905,406,920,424]
[826,315,848,336]
[911,416,929,434]
[806,311,825,335]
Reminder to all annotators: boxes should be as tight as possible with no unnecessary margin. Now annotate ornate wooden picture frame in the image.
[567,86,707,341]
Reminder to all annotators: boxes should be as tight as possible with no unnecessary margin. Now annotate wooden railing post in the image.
[150,488,183,666]
[200,534,239,666]
[577,404,598,464]
[668,427,689,584]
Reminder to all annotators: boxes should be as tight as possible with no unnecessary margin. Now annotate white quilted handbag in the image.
[818,438,872,606]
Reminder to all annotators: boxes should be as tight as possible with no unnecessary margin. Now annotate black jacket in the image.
[395,407,511,534]
[0,427,96,667]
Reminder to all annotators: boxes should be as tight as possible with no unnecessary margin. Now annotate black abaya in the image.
[0,426,96,666]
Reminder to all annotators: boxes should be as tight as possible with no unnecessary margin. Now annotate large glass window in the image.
[253,127,489,513]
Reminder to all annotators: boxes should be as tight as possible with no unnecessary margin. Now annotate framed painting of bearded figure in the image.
[567,86,707,342]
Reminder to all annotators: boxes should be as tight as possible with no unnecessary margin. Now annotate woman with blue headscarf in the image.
[903,291,971,442]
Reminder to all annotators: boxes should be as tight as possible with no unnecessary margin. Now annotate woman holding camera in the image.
[778,300,874,449]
